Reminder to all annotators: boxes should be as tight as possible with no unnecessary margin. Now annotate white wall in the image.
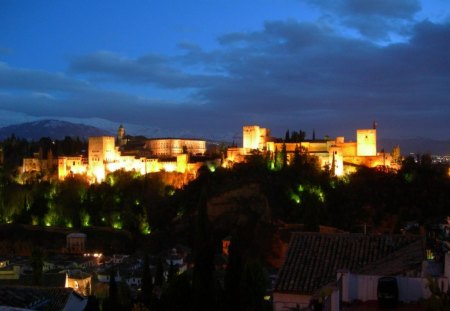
[272,293,311,311]
[341,272,448,303]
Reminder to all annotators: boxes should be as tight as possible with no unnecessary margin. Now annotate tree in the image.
[192,186,215,311]
[167,261,178,282]
[160,272,193,311]
[239,258,268,311]
[281,143,288,168]
[103,267,122,310]
[154,257,164,287]
[31,247,45,286]
[391,145,401,164]
[224,235,244,311]
[140,254,153,304]
[285,130,290,142]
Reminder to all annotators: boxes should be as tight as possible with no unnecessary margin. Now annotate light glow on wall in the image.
[163,163,176,172]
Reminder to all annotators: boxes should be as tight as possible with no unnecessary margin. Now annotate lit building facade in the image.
[227,125,393,176]
[58,156,86,180]
[21,124,216,184]
[243,125,271,151]
[145,138,206,156]
[356,129,377,156]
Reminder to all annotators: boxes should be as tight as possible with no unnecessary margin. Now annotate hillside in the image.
[0,119,112,140]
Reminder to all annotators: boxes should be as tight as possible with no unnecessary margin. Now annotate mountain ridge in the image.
[0,120,448,155]
[0,119,112,140]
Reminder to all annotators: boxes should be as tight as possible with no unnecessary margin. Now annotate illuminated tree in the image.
[281,143,288,168]
[391,145,401,164]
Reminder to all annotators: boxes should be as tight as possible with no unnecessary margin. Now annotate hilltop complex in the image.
[21,123,397,182]
[227,124,395,176]
[22,125,214,183]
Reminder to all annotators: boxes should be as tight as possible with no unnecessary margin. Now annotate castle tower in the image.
[88,136,116,182]
[243,125,270,151]
[117,124,126,147]
[356,129,377,156]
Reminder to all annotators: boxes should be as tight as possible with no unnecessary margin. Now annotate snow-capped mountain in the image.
[0,119,112,140]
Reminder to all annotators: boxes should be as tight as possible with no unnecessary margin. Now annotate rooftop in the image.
[0,286,84,311]
[274,233,424,295]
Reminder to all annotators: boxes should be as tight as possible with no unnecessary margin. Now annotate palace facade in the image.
[226,125,393,176]
[22,126,213,183]
[21,123,396,182]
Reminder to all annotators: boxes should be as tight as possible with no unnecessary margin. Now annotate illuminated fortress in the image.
[22,123,395,182]
[22,125,211,183]
[226,124,393,176]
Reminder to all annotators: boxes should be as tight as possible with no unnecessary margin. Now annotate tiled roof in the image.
[0,273,66,287]
[356,238,425,276]
[0,286,81,311]
[274,233,424,295]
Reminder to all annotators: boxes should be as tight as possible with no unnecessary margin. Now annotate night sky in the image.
[1,0,449,141]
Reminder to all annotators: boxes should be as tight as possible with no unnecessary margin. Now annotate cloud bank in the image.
[0,14,449,140]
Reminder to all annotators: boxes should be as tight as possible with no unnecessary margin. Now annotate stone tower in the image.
[117,124,126,147]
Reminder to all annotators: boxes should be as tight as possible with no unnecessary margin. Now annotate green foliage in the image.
[0,142,449,243]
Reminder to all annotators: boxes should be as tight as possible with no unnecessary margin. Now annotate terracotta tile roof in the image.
[274,233,424,295]
[0,286,83,311]
[356,238,425,276]
[0,273,66,287]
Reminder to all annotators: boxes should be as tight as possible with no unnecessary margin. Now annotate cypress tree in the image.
[31,247,44,286]
[154,257,164,287]
[224,234,243,311]
[284,130,290,142]
[281,143,288,168]
[192,186,215,311]
[140,254,153,304]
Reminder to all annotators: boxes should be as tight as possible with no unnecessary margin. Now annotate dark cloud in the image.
[192,19,449,138]
[309,0,421,18]
[307,0,421,39]
[70,51,224,89]
[1,18,449,140]
[0,62,89,92]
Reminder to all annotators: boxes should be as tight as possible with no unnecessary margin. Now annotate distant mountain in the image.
[0,119,112,140]
[379,137,450,156]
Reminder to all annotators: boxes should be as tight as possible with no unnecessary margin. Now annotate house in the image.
[66,233,86,254]
[97,269,122,283]
[65,270,92,296]
[273,233,432,311]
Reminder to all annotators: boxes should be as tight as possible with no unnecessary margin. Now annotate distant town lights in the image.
[83,253,103,258]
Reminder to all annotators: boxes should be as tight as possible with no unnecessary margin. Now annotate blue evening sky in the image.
[0,0,449,141]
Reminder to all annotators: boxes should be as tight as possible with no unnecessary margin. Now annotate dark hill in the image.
[0,119,112,140]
